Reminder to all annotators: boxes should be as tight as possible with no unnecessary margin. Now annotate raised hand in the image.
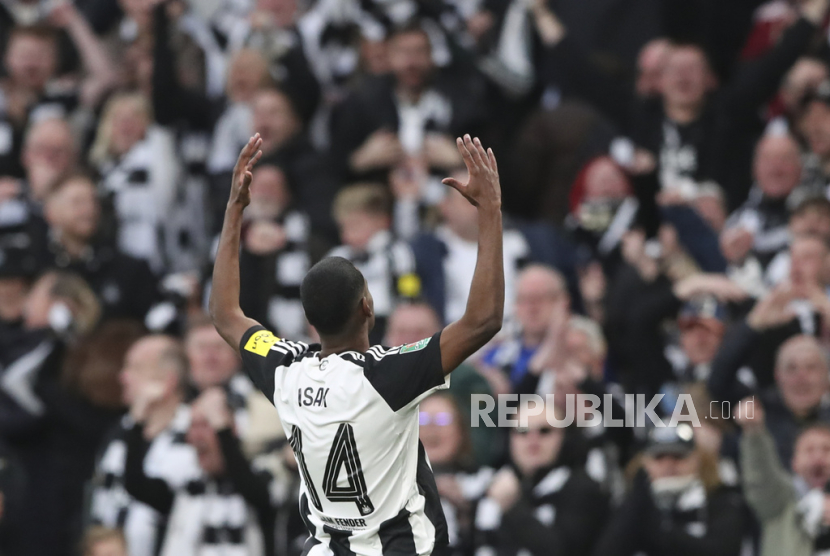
[230,134,263,208]
[442,135,501,209]
[48,0,81,28]
[746,284,797,331]
[673,273,748,302]
[194,387,233,431]
[734,396,764,432]
[129,378,168,432]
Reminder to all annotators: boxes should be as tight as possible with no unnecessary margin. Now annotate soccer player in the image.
[210,133,504,556]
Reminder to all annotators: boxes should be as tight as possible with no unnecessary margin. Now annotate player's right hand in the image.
[230,133,263,208]
[442,134,501,210]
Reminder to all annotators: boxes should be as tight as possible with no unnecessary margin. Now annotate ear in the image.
[361,296,373,318]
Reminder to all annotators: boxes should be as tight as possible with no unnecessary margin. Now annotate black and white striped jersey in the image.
[88,406,200,556]
[239,326,450,556]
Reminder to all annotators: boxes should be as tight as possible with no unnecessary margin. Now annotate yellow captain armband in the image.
[397,273,421,298]
[244,330,279,356]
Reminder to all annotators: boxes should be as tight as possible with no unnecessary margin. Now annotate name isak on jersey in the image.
[298,387,329,407]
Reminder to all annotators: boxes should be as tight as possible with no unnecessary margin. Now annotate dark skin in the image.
[210,133,504,374]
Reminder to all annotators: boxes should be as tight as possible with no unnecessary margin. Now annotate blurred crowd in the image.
[7,0,830,554]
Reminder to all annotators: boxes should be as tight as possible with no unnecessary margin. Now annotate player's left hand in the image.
[230,134,263,208]
[487,467,521,511]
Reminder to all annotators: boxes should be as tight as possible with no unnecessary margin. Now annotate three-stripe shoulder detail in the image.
[366,345,401,361]
[271,339,310,358]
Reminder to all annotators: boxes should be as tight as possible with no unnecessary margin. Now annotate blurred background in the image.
[3,0,830,554]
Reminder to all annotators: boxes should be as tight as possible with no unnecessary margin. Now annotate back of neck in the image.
[320,333,371,358]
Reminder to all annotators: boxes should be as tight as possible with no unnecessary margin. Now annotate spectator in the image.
[779,56,828,120]
[385,301,499,466]
[621,272,744,399]
[413,180,530,325]
[236,163,312,340]
[206,49,268,178]
[514,305,633,491]
[125,387,277,556]
[712,332,830,467]
[479,265,568,390]
[0,10,115,177]
[636,39,672,99]
[419,392,480,553]
[88,334,199,556]
[798,79,830,188]
[19,117,79,203]
[328,183,420,342]
[689,182,729,234]
[4,270,103,556]
[238,86,335,237]
[90,92,180,272]
[473,405,609,556]
[534,0,827,204]
[39,174,159,320]
[184,313,285,457]
[592,425,746,556]
[0,248,38,336]
[329,20,484,184]
[565,156,640,274]
[765,196,830,286]
[3,0,830,553]
[722,132,806,272]
[184,315,242,394]
[219,0,321,123]
[80,526,128,556]
[739,401,830,556]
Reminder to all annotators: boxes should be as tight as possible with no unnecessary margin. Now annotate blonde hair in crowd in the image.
[333,183,392,222]
[89,92,152,167]
[80,525,127,556]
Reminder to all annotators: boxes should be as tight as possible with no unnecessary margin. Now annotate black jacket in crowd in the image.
[592,470,746,556]
[541,16,820,208]
[474,463,609,556]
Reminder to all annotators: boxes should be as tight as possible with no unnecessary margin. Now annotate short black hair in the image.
[388,19,431,44]
[301,257,366,336]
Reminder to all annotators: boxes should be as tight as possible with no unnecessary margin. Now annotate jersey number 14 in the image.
[290,423,375,516]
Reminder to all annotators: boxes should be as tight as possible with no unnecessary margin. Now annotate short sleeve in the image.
[363,331,448,412]
[239,325,310,404]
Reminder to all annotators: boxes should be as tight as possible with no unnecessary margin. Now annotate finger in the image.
[465,135,485,168]
[488,147,498,173]
[235,135,258,171]
[234,139,253,170]
[473,137,489,167]
[247,149,263,170]
[442,177,465,192]
[242,170,254,187]
[456,137,475,172]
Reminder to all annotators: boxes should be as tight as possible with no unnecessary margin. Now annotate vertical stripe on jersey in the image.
[322,525,357,556]
[301,535,322,556]
[416,442,449,549]
[378,508,417,556]
[299,493,316,538]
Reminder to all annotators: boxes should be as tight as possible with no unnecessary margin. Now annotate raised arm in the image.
[209,135,264,351]
[49,2,117,108]
[439,135,504,373]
